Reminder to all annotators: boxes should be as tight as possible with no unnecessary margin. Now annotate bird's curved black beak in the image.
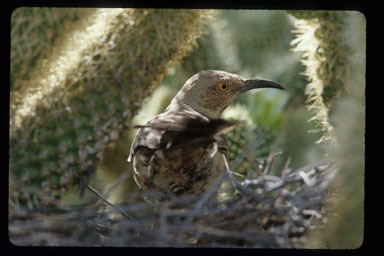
[240,79,284,93]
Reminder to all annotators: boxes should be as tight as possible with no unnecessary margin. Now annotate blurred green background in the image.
[10,9,365,249]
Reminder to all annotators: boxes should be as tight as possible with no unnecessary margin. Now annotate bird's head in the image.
[168,70,284,119]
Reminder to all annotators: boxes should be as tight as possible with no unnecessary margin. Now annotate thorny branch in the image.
[86,185,136,221]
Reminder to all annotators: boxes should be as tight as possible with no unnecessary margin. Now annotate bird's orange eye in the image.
[219,83,229,91]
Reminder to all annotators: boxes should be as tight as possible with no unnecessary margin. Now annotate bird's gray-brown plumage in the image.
[128,70,283,202]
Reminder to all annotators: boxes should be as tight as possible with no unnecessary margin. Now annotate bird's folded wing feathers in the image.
[128,109,240,162]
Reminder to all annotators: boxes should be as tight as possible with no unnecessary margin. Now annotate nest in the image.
[9,151,335,248]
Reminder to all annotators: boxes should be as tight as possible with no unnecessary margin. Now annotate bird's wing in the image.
[128,109,203,162]
[128,108,238,162]
[127,119,164,162]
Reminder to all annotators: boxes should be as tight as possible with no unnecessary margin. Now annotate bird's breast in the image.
[132,141,225,200]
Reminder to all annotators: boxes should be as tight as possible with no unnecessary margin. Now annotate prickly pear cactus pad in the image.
[10,8,215,208]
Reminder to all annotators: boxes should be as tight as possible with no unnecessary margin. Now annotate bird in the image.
[128,70,284,202]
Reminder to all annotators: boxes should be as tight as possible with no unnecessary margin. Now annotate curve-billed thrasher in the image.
[128,70,283,202]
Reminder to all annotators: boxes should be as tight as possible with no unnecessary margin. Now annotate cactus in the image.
[11,8,87,90]
[10,8,215,208]
[222,104,276,177]
[290,11,349,145]
[290,10,365,248]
